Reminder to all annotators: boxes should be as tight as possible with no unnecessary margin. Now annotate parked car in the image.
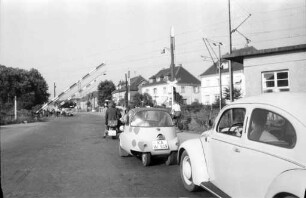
[178,93,306,198]
[119,108,179,166]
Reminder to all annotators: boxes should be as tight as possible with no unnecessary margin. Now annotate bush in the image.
[179,103,220,133]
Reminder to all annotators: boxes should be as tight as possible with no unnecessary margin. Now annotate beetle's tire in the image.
[119,144,129,157]
[141,153,151,166]
[166,151,177,165]
[180,151,199,192]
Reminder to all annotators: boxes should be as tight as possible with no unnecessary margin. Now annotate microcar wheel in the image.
[119,144,129,157]
[142,153,151,166]
[165,151,177,166]
[180,151,199,191]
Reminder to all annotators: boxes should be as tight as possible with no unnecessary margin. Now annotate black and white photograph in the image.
[1,0,306,197]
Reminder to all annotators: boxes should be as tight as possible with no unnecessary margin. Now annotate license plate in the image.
[152,140,169,150]
[108,130,116,136]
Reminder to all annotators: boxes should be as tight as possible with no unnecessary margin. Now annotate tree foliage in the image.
[131,92,153,107]
[223,87,242,100]
[0,65,50,110]
[212,87,242,108]
[97,80,116,106]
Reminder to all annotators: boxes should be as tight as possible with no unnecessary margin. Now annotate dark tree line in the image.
[0,65,50,111]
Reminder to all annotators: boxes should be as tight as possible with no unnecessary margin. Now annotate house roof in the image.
[113,75,147,94]
[223,44,306,63]
[142,65,200,87]
[200,46,257,77]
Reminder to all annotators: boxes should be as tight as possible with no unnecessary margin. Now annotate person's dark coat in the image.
[105,107,121,126]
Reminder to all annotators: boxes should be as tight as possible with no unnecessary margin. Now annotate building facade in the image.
[141,65,201,106]
[223,44,306,97]
[200,61,245,105]
[199,47,258,104]
[112,75,147,104]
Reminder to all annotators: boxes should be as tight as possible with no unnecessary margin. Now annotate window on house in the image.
[163,87,167,94]
[153,88,157,95]
[164,76,168,81]
[149,79,154,83]
[193,86,199,93]
[262,70,289,93]
[181,86,185,93]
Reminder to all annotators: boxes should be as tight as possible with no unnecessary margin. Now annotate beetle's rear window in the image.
[131,110,174,127]
[248,108,297,149]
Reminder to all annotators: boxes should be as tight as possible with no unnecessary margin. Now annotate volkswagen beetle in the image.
[178,93,306,198]
[119,108,179,166]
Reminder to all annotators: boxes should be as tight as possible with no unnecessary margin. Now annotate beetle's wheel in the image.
[180,151,199,191]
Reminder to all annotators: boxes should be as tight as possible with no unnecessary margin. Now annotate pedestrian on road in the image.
[104,101,122,138]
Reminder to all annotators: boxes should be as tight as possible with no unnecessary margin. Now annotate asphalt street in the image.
[1,112,213,198]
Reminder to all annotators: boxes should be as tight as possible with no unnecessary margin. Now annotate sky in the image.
[1,0,306,99]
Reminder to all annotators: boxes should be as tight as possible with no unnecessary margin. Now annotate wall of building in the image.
[244,51,306,96]
[112,91,138,104]
[200,71,245,104]
[141,83,200,106]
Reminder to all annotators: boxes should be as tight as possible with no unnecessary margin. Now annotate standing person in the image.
[171,101,181,128]
[104,101,121,138]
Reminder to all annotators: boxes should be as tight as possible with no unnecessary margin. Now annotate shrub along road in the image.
[1,112,211,197]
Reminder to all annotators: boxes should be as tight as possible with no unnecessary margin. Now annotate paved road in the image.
[1,112,212,197]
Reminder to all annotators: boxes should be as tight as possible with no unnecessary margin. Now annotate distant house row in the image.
[112,65,201,107]
[111,43,306,106]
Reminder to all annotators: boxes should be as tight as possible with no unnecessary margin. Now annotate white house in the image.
[223,44,306,96]
[141,65,201,106]
[112,75,147,104]
[199,47,257,104]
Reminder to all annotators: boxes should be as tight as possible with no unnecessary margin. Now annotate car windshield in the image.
[130,110,174,127]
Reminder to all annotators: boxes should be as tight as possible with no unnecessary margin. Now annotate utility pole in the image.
[213,42,223,110]
[228,0,234,102]
[125,73,128,108]
[128,70,131,101]
[14,96,17,120]
[54,82,56,98]
[169,26,177,108]
[170,26,175,82]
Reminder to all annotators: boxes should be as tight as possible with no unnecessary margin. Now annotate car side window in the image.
[248,108,296,148]
[217,108,246,137]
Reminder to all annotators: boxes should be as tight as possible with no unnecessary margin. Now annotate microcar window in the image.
[217,108,246,138]
[130,110,174,127]
[248,108,296,148]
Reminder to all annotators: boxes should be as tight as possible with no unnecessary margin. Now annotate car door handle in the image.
[233,147,240,153]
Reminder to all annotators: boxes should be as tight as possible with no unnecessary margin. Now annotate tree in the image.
[212,86,242,108]
[97,80,116,106]
[0,65,50,110]
[131,92,153,107]
[223,87,242,100]
[174,91,184,106]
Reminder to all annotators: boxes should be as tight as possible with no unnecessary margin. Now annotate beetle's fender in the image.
[265,169,306,198]
[178,138,209,186]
